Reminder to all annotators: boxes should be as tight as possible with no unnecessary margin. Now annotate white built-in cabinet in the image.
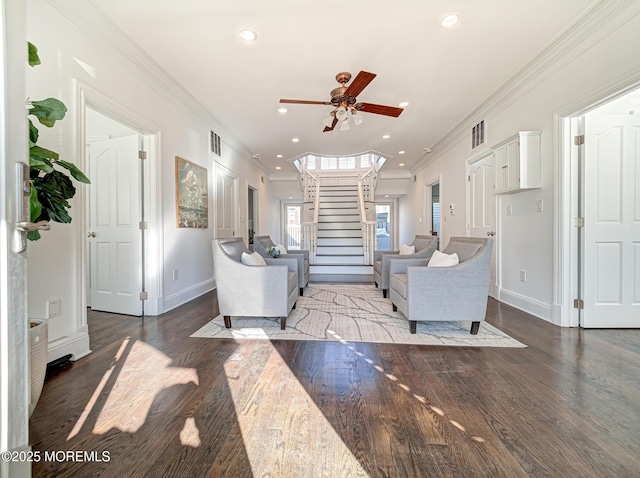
[492,131,541,194]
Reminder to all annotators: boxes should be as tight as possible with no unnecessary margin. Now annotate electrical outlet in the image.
[520,270,526,282]
[507,205,513,216]
[536,199,544,212]
[173,269,179,280]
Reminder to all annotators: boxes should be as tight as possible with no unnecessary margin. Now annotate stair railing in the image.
[357,178,376,265]
[301,169,319,264]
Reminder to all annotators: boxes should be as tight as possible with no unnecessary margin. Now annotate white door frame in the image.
[466,151,499,298]
[555,77,640,327]
[423,175,441,246]
[1,1,30,475]
[246,181,259,247]
[76,83,164,316]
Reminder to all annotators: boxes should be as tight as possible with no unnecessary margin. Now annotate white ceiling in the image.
[90,0,598,173]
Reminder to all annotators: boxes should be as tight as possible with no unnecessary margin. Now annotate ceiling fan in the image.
[279,71,404,132]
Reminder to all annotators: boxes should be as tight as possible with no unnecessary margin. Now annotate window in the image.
[320,157,337,169]
[339,156,355,169]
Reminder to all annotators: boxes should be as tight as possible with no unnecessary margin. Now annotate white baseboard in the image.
[498,289,553,323]
[47,331,92,363]
[163,278,215,313]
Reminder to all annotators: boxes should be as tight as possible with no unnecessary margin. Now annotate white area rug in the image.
[191,284,526,347]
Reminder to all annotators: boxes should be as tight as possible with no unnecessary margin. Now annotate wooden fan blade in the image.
[358,102,404,117]
[323,117,338,132]
[280,99,333,105]
[344,71,376,98]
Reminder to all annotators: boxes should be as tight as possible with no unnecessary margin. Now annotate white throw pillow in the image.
[275,244,288,255]
[241,251,267,266]
[399,244,415,255]
[427,250,459,268]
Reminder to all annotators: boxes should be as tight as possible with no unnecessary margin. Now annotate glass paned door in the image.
[285,204,302,250]
[375,204,392,251]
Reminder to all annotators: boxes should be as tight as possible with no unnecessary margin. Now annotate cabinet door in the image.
[494,145,508,192]
[505,139,520,190]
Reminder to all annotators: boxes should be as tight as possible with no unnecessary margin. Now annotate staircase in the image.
[309,184,374,282]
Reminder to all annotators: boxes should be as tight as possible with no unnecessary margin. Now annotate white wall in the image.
[26,0,272,361]
[400,4,640,324]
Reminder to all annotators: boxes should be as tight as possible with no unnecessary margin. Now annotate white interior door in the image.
[468,154,497,298]
[88,135,142,316]
[216,164,237,238]
[582,114,640,327]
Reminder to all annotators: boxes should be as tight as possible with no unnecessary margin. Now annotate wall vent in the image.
[471,120,485,150]
[210,131,221,156]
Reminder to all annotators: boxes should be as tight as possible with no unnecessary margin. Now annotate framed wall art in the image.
[175,156,208,228]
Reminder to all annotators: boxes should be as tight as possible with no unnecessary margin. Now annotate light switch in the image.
[507,205,512,216]
[536,199,544,212]
[46,299,60,318]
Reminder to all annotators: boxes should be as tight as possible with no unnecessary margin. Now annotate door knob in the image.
[487,231,495,236]
[87,232,96,238]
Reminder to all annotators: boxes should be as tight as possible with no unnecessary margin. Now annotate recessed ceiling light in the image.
[382,134,390,139]
[441,14,459,28]
[385,195,389,198]
[288,197,293,199]
[276,166,282,170]
[276,154,283,158]
[399,101,409,107]
[240,29,257,41]
[278,107,287,114]
[399,163,405,167]
[291,137,299,143]
[399,150,405,155]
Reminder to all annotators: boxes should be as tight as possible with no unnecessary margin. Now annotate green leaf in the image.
[30,182,42,221]
[39,170,76,200]
[29,98,67,127]
[27,231,41,241]
[30,144,58,160]
[31,170,75,224]
[29,119,39,147]
[56,160,91,184]
[28,42,41,67]
[29,157,54,173]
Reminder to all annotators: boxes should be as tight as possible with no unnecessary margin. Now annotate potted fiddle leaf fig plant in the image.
[26,42,90,416]
[27,41,90,241]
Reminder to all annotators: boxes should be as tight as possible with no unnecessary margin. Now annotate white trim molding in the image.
[163,279,215,313]
[498,289,554,324]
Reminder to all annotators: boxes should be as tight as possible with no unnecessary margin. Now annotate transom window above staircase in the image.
[295,153,382,172]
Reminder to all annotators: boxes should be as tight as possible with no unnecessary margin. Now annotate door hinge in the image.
[139,221,148,230]
[138,150,147,160]
[573,298,584,309]
[574,135,585,146]
[575,217,585,228]
[467,175,470,182]
[139,291,148,301]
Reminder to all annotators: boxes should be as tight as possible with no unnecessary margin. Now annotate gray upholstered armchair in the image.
[253,235,309,295]
[388,237,493,335]
[373,235,438,298]
[212,238,298,330]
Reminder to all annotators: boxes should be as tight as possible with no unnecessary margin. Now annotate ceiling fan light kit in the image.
[279,70,404,132]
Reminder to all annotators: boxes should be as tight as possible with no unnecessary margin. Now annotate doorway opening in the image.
[85,107,148,316]
[283,203,302,250]
[247,186,258,250]
[423,178,441,245]
[573,86,640,328]
[375,203,393,251]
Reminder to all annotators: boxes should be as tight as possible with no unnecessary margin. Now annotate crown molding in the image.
[43,0,253,160]
[414,0,639,174]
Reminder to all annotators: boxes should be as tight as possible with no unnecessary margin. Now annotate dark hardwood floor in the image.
[29,288,640,477]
